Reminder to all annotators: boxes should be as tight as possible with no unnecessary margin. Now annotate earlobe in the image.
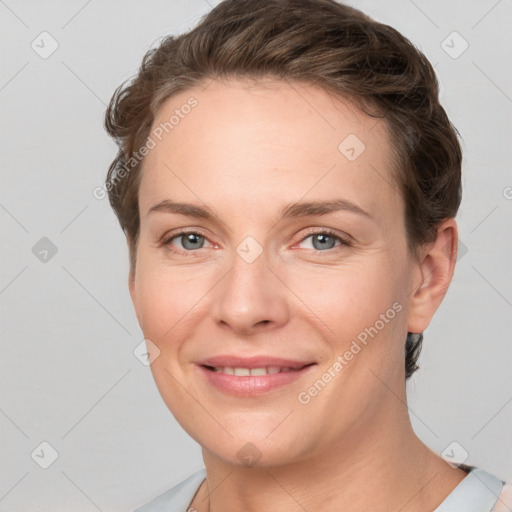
[407,218,458,334]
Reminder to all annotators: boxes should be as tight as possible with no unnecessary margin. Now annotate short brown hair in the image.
[104,0,462,379]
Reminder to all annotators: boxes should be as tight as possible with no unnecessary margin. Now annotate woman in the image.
[104,0,510,510]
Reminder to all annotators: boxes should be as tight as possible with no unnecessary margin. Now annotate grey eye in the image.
[179,233,205,250]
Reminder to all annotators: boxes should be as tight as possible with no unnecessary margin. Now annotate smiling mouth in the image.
[198,361,317,395]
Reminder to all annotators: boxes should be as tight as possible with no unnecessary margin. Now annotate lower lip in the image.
[197,365,316,396]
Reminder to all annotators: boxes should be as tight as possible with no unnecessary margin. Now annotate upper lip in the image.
[197,355,315,369]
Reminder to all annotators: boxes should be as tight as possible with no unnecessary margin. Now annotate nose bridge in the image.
[212,237,289,333]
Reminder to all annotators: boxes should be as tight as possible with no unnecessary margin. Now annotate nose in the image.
[211,247,290,335]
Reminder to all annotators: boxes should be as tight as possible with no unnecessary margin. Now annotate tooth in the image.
[211,366,296,375]
[234,368,251,376]
[250,368,267,376]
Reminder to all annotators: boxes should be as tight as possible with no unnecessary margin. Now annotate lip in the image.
[195,355,316,396]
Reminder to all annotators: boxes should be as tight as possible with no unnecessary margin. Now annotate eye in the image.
[298,229,352,251]
[162,230,213,255]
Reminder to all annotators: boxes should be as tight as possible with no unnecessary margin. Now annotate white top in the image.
[133,465,512,512]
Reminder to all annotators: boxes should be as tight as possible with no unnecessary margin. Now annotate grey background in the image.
[1,0,511,510]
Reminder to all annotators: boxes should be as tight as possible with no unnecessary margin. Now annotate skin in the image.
[129,78,466,511]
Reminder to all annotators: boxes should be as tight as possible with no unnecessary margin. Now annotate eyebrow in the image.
[147,198,372,221]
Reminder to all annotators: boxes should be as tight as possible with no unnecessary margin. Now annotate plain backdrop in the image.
[1,1,511,510]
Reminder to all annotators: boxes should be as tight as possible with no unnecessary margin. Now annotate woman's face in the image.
[129,79,425,466]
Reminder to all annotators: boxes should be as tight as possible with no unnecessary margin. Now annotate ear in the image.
[129,271,144,329]
[128,261,143,328]
[407,218,458,334]
[128,267,136,303]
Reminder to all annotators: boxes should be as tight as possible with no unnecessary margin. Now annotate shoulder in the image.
[493,482,512,511]
[434,465,510,512]
[133,469,206,512]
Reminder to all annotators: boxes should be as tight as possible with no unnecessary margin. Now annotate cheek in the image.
[283,257,410,389]
[133,257,214,346]
[285,259,403,338]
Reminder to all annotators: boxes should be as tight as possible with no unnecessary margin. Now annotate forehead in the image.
[138,78,400,223]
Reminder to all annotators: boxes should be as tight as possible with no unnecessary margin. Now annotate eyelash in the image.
[160,228,352,257]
